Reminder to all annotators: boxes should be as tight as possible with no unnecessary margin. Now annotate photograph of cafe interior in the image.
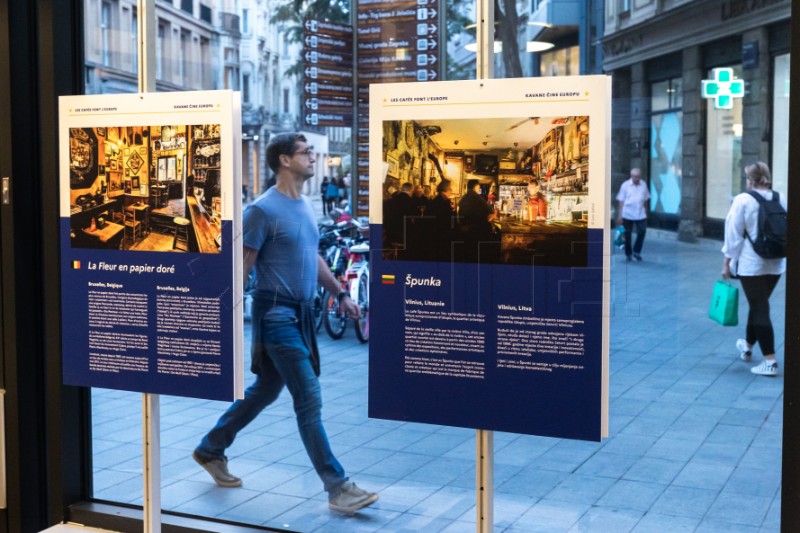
[68,124,222,253]
[381,116,590,266]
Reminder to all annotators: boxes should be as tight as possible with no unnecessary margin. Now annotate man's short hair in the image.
[401,182,413,193]
[437,180,451,193]
[266,133,307,173]
[467,179,479,191]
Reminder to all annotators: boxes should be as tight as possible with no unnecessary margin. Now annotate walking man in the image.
[616,168,650,261]
[193,133,378,515]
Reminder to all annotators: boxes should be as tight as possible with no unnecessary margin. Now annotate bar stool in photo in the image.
[172,217,190,251]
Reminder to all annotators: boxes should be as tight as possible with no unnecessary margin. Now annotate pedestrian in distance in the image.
[192,132,379,514]
[722,161,786,376]
[324,175,340,216]
[320,176,330,216]
[616,168,650,262]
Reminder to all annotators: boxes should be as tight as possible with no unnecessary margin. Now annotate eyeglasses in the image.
[293,147,314,157]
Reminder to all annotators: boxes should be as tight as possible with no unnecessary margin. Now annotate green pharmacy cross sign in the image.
[702,68,744,110]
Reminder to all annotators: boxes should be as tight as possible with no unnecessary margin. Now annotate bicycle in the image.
[347,241,369,343]
[321,218,369,341]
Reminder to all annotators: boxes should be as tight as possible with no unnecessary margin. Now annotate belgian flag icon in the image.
[71,260,81,269]
[381,274,395,285]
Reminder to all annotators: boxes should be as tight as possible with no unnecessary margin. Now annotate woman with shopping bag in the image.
[721,162,786,376]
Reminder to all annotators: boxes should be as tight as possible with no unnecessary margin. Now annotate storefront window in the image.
[650,78,683,216]
[772,53,790,199]
[705,65,743,220]
[78,1,788,532]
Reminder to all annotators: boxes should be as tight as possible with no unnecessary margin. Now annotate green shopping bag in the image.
[709,280,738,326]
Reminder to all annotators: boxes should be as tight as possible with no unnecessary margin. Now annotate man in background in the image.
[616,167,650,261]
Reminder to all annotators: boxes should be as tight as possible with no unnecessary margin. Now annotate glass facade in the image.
[69,0,791,531]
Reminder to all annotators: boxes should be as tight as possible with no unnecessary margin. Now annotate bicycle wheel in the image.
[354,273,369,343]
[323,291,347,339]
[313,286,325,331]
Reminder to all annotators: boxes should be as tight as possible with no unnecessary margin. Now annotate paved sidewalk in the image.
[92,228,784,532]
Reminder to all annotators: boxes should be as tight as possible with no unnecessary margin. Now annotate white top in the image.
[722,189,786,276]
[616,178,650,220]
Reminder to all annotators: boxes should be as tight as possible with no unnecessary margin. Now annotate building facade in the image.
[602,0,791,240]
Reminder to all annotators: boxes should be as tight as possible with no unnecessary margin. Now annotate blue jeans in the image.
[196,314,347,494]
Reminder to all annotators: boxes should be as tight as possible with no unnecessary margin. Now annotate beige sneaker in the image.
[192,450,242,487]
[328,482,379,515]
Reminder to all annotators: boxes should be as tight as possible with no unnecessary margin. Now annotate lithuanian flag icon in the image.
[381,274,395,285]
[71,260,81,269]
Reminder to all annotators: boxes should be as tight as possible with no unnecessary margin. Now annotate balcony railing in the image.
[220,12,241,37]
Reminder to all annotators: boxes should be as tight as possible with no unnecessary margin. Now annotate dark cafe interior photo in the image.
[68,124,223,253]
[381,116,591,267]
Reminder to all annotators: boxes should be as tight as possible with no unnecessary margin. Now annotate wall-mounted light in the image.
[527,41,554,52]
[465,41,502,53]
[465,40,554,53]
[464,21,553,30]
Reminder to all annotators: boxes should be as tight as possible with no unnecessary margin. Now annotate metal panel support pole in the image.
[139,1,159,532]
[143,393,161,533]
[476,429,494,533]
[475,0,494,529]
[138,0,156,94]
[475,0,494,81]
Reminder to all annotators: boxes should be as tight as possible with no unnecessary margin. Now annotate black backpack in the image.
[745,191,787,259]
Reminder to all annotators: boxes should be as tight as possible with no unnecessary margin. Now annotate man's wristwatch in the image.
[337,292,350,303]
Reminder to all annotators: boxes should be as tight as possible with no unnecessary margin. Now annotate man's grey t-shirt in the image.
[243,187,319,317]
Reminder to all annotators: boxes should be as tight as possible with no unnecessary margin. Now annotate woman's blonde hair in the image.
[744,161,772,188]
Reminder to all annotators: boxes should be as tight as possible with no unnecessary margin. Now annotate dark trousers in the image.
[739,274,781,356]
[622,218,647,257]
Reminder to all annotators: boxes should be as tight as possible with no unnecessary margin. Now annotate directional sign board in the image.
[354,0,441,217]
[303,18,354,128]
